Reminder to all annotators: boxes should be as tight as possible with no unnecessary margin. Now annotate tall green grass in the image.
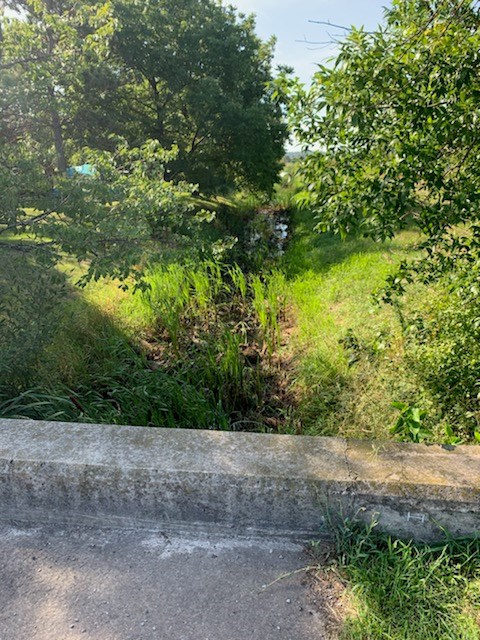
[281,208,427,439]
[134,261,287,418]
[0,298,225,429]
[320,523,480,639]
[0,257,288,431]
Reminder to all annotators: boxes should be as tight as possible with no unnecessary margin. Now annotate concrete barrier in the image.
[0,419,479,540]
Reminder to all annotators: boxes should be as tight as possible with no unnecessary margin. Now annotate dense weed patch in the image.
[0,257,293,431]
[134,261,291,428]
[312,523,480,639]
[403,278,480,441]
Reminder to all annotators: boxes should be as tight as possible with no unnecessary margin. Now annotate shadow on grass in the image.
[0,247,226,429]
[0,247,69,391]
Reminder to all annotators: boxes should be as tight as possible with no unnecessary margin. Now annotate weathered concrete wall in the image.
[0,419,478,540]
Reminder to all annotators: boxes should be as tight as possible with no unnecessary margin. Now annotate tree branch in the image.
[308,20,351,31]
[0,240,55,252]
[1,54,49,70]
[0,204,65,236]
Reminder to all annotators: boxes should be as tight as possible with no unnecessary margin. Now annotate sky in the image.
[230,0,391,86]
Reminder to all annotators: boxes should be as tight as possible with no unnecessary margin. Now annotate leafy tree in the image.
[2,0,287,194]
[0,0,287,282]
[92,0,287,193]
[281,0,480,295]
[0,0,116,173]
[0,137,200,286]
[0,1,234,282]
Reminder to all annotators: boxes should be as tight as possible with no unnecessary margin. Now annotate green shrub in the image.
[405,272,480,439]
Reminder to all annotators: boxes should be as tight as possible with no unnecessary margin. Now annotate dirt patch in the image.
[304,544,357,640]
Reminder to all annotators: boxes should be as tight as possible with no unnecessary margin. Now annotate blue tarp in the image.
[66,163,95,177]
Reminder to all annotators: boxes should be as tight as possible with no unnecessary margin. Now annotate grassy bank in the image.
[282,209,427,439]
[282,208,480,443]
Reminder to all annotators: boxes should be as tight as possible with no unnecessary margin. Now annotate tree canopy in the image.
[0,0,287,282]
[109,0,287,193]
[281,0,480,295]
[1,0,286,193]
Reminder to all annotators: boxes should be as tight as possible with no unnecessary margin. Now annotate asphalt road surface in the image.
[0,523,327,640]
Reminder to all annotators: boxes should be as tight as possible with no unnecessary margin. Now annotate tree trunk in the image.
[149,77,165,140]
[46,0,67,173]
[49,90,67,173]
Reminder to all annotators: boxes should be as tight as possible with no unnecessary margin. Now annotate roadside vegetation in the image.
[3,184,480,445]
[311,523,480,639]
